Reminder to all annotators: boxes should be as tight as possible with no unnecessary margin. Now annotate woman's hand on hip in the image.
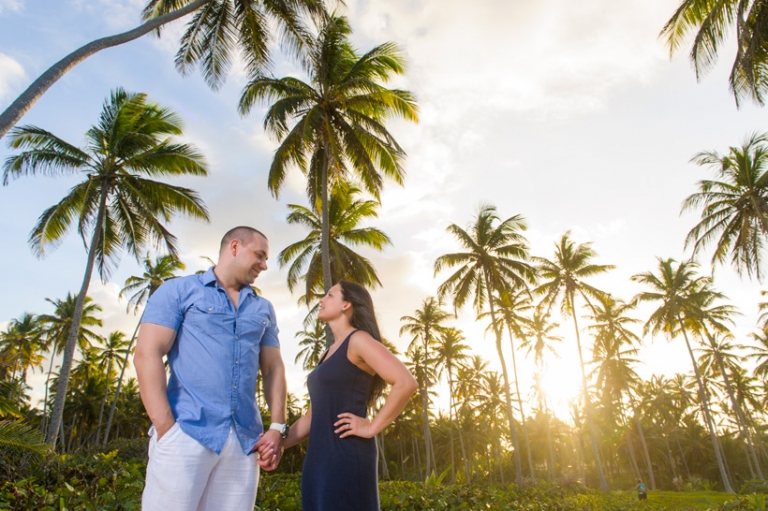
[335,412,374,439]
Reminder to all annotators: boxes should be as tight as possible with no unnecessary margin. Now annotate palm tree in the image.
[37,294,102,436]
[521,307,562,480]
[103,253,186,445]
[454,354,489,480]
[434,204,535,488]
[480,288,537,483]
[0,0,326,139]
[682,132,768,280]
[433,327,471,483]
[240,14,418,301]
[749,327,768,379]
[0,314,46,397]
[586,296,656,489]
[400,297,451,476]
[3,88,210,447]
[94,331,130,446]
[279,182,391,302]
[533,232,613,490]
[294,320,326,371]
[660,0,768,106]
[631,257,735,493]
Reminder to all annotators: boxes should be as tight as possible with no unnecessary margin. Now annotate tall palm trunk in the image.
[664,434,678,479]
[634,409,655,489]
[677,317,734,493]
[41,342,58,433]
[507,327,536,483]
[420,328,435,476]
[46,188,107,447]
[455,402,471,484]
[484,272,523,488]
[545,406,556,480]
[0,0,212,140]
[446,369,456,483]
[568,290,609,490]
[706,333,763,478]
[321,141,334,348]
[675,430,691,478]
[95,357,114,445]
[103,317,141,445]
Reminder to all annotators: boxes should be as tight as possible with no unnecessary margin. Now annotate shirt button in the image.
[208,307,212,311]
[235,335,239,339]
[235,360,239,364]
[233,385,237,389]
[231,410,235,414]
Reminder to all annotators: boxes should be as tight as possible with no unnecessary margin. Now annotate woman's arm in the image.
[336,333,418,439]
[283,405,312,449]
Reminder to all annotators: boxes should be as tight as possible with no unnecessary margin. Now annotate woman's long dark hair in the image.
[339,280,386,407]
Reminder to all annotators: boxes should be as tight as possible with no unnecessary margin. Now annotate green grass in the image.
[644,490,735,510]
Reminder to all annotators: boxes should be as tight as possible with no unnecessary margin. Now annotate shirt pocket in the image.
[239,313,270,344]
[186,303,230,336]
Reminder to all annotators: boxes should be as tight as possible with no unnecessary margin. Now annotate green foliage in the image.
[741,480,768,495]
[424,464,452,489]
[0,451,144,510]
[0,464,747,511]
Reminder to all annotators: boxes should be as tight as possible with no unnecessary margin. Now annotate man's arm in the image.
[134,323,177,440]
[254,345,287,470]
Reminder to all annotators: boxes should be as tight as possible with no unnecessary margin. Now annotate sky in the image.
[0,0,766,421]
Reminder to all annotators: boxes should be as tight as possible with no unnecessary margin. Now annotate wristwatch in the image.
[269,422,289,439]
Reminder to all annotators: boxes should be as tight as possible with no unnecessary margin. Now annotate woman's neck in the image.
[327,319,356,345]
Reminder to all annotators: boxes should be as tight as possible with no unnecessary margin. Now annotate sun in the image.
[537,362,583,423]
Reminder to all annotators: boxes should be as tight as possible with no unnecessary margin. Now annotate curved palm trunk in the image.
[483,273,523,487]
[0,0,212,140]
[677,318,734,493]
[103,316,142,445]
[507,327,536,483]
[46,188,108,447]
[568,290,609,490]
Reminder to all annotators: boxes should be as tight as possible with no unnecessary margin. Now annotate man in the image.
[636,478,647,501]
[135,226,288,511]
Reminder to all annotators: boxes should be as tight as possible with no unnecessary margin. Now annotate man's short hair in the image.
[220,226,267,252]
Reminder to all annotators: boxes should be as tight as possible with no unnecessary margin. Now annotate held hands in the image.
[252,429,284,471]
[334,412,374,439]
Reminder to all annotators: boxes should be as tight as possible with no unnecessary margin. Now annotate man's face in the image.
[234,234,269,284]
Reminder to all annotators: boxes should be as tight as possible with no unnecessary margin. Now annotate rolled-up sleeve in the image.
[141,280,184,331]
[261,301,280,348]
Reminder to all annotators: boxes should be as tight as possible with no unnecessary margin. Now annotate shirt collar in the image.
[201,266,218,286]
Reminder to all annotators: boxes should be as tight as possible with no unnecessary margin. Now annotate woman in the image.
[283,280,418,511]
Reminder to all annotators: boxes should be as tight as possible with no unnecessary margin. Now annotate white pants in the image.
[142,423,260,511]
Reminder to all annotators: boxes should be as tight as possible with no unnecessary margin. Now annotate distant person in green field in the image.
[636,478,647,501]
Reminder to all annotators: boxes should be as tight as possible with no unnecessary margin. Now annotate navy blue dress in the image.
[301,330,379,511]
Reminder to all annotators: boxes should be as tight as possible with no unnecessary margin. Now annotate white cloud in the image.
[0,0,22,15]
[0,53,25,101]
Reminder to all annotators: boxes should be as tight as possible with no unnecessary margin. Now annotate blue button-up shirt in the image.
[141,267,280,454]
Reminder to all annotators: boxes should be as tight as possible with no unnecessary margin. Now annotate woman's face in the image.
[318,284,350,322]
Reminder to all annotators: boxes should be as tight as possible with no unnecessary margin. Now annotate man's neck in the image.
[212,266,245,293]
